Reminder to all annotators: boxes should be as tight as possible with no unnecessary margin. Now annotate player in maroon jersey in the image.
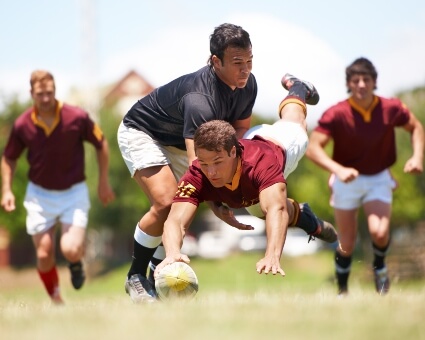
[152,76,337,285]
[1,70,115,304]
[306,57,424,295]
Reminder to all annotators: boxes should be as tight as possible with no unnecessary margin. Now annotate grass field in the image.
[1,250,424,340]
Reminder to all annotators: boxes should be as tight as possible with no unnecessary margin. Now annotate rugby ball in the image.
[155,262,199,300]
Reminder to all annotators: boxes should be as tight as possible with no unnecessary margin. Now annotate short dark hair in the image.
[346,57,378,82]
[208,23,252,66]
[194,120,241,157]
[345,57,378,92]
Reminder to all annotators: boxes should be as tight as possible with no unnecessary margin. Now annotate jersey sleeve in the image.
[81,112,104,148]
[3,124,26,160]
[314,106,336,136]
[173,165,206,206]
[394,100,413,126]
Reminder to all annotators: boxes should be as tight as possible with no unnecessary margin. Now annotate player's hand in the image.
[215,205,254,231]
[335,167,359,183]
[154,253,190,279]
[404,157,423,174]
[98,182,116,206]
[1,191,16,212]
[256,255,285,276]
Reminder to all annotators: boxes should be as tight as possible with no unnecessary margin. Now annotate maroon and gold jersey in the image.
[174,136,286,208]
[3,102,104,190]
[314,96,411,174]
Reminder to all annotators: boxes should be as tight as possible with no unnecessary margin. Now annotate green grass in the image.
[1,250,424,340]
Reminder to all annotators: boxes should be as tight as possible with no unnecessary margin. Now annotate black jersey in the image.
[123,66,257,150]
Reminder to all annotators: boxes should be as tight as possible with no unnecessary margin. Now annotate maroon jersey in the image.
[174,136,286,208]
[314,96,411,174]
[3,102,104,190]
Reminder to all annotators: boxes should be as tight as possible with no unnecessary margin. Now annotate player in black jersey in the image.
[118,23,257,303]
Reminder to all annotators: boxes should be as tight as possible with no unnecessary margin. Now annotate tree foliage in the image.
[1,86,424,244]
[0,95,32,240]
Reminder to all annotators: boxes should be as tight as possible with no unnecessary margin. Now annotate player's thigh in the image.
[32,227,56,261]
[363,200,391,241]
[60,223,86,254]
[134,165,178,207]
[334,208,358,254]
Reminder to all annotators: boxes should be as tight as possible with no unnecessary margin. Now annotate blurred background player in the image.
[306,57,424,295]
[148,75,337,301]
[1,70,115,304]
[117,23,257,301]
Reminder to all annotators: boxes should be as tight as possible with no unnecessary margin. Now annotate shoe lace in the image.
[308,235,316,243]
[132,277,146,295]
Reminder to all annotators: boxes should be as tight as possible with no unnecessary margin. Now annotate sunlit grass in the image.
[1,251,424,340]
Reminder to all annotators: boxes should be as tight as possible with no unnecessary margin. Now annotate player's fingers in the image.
[179,254,191,263]
[243,224,254,230]
[154,264,164,279]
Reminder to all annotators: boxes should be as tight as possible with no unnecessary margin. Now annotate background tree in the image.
[0,95,31,240]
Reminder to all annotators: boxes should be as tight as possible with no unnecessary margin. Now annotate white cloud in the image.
[376,27,425,96]
[100,13,348,126]
[1,12,423,127]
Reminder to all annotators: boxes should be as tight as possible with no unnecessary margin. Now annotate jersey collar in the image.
[348,95,379,122]
[224,158,242,191]
[31,101,62,136]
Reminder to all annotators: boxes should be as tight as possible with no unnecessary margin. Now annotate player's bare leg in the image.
[61,224,86,290]
[32,229,64,304]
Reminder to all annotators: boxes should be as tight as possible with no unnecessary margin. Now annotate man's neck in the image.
[350,95,375,110]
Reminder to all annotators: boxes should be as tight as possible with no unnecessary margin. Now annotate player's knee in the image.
[61,242,84,263]
[370,231,389,246]
[152,196,174,215]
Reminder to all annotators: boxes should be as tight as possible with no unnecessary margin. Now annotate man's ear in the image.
[231,146,236,157]
[212,55,221,68]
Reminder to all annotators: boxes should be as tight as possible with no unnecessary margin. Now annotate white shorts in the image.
[243,121,308,218]
[329,169,396,210]
[117,121,188,181]
[244,120,308,178]
[23,181,90,235]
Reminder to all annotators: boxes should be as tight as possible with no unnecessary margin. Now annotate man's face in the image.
[212,46,253,90]
[347,74,376,101]
[196,146,237,188]
[31,80,56,113]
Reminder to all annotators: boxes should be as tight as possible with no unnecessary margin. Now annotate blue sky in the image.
[1,0,425,123]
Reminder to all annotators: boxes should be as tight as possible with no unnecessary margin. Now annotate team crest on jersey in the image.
[176,181,197,197]
[241,198,259,207]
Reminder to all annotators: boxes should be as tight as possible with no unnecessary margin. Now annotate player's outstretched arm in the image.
[256,183,287,276]
[155,202,197,277]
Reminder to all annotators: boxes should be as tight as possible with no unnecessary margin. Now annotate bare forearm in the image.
[1,156,16,194]
[162,220,185,256]
[264,208,287,258]
[411,123,425,161]
[306,145,343,174]
[96,140,110,183]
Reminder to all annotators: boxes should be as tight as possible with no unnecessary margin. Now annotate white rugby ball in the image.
[155,262,199,300]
